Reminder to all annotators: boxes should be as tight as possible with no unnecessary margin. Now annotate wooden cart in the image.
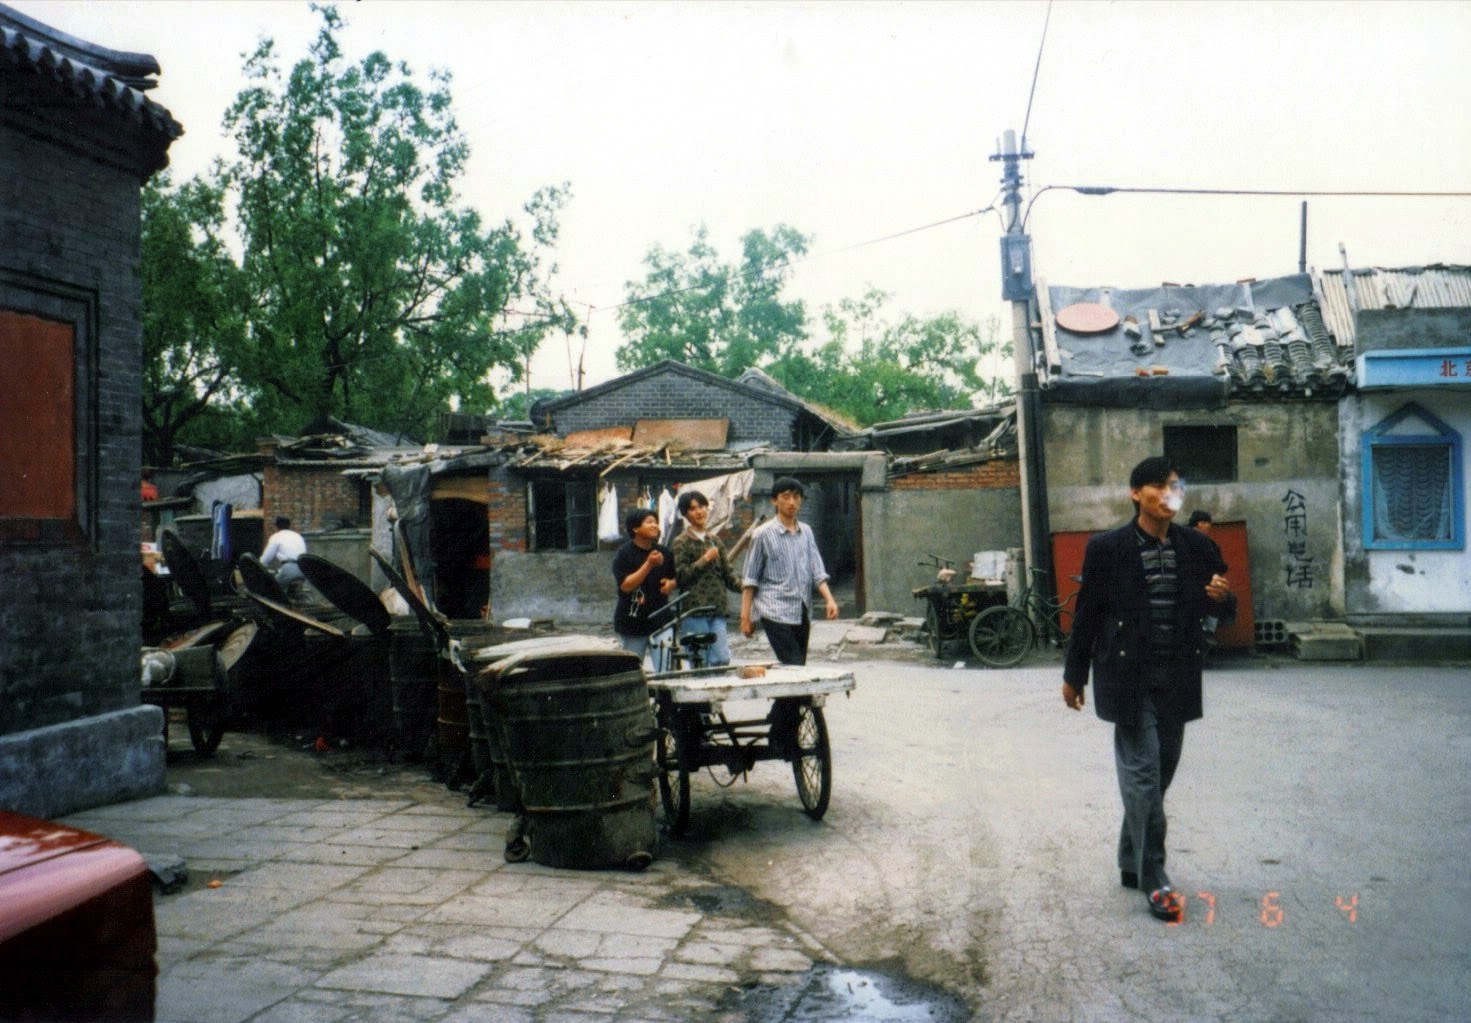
[647,665,855,836]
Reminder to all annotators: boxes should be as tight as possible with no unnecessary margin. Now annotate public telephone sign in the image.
[1356,347,1471,389]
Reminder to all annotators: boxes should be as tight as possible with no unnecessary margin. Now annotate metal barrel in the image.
[435,659,470,785]
[389,618,438,761]
[444,624,514,800]
[331,632,392,746]
[478,649,657,870]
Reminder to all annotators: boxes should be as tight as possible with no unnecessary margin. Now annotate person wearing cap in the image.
[1062,456,1235,922]
[672,489,741,667]
[612,506,678,671]
[739,477,840,665]
[1188,509,1223,648]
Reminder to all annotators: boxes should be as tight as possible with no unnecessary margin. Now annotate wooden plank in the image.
[633,418,728,450]
[431,474,487,504]
[1035,276,1062,377]
[564,425,632,447]
[649,666,855,704]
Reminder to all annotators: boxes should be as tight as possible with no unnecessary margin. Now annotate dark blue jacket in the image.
[1063,521,1236,724]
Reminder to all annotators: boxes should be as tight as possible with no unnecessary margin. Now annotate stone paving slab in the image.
[66,792,822,1023]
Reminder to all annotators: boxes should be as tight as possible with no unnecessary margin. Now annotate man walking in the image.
[1062,457,1235,921]
[739,477,839,665]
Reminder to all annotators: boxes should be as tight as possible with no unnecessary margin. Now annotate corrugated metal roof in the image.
[1316,264,1471,348]
[0,4,182,144]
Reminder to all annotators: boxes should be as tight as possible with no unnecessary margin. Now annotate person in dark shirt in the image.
[1062,457,1236,921]
[611,507,677,672]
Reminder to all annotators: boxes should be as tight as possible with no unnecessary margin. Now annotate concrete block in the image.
[1287,622,1363,661]
[0,705,165,818]
[842,626,889,644]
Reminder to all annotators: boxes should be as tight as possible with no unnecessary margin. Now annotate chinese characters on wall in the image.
[1282,489,1314,588]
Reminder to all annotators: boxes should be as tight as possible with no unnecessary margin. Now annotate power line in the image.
[590,203,999,317]
[1024,183,1471,229]
[1020,0,1053,150]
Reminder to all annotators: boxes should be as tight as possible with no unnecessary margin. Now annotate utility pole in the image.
[990,130,1052,591]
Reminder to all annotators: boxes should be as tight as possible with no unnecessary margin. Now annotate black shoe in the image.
[1121,871,1138,889]
[1148,886,1182,921]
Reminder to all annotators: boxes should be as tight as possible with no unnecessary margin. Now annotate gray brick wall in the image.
[0,124,146,735]
[551,371,799,448]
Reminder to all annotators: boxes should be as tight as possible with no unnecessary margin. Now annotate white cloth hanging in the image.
[597,482,622,543]
[657,486,679,546]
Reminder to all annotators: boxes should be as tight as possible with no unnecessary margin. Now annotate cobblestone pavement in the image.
[66,789,825,1023]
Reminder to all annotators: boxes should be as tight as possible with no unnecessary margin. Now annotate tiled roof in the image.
[0,3,182,143]
[534,360,855,437]
[1316,264,1471,348]
[1038,274,1355,404]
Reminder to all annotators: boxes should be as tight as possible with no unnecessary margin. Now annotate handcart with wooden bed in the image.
[648,663,855,836]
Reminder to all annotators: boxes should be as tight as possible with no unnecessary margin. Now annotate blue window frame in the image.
[1362,403,1464,550]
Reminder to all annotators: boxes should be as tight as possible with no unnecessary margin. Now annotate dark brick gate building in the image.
[1,5,181,815]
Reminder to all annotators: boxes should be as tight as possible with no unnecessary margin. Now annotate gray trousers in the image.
[1113,690,1186,893]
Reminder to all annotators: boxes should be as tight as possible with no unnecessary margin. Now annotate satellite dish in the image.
[1055,302,1120,334]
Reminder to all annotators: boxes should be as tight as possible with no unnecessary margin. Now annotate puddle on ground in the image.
[656,883,786,924]
[727,962,970,1022]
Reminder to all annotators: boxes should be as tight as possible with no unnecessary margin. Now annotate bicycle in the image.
[646,591,721,673]
[967,567,1081,668]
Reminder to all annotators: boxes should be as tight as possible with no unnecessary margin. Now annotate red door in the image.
[1050,523,1255,650]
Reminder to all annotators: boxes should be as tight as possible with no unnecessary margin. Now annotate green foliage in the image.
[615,224,1011,427]
[140,174,253,465]
[141,5,572,462]
[497,386,570,422]
[768,288,1010,426]
[616,224,809,377]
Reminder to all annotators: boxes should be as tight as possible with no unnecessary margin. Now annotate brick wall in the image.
[550,371,799,448]
[262,462,366,533]
[486,468,527,554]
[890,459,1020,491]
[0,125,148,735]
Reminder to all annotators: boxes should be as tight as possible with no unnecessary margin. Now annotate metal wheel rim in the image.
[969,606,1033,668]
[792,704,831,818]
[656,708,690,835]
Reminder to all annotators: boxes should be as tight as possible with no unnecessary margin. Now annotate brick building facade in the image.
[1,8,180,816]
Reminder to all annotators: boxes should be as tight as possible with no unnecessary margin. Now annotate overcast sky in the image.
[16,0,1471,397]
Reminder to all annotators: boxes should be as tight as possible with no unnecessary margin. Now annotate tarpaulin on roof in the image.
[1044,274,1317,408]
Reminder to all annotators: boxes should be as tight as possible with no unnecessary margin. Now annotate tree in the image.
[768,288,1011,427]
[148,4,571,452]
[616,224,809,377]
[140,174,254,465]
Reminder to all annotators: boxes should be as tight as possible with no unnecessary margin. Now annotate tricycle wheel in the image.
[924,603,945,659]
[656,704,691,836]
[969,606,1034,668]
[791,703,831,820]
[185,699,225,756]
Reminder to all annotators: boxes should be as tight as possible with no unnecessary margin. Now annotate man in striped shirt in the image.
[739,477,840,665]
[1062,457,1235,922]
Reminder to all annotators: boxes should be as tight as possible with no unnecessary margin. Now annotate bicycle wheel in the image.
[656,704,691,836]
[1047,606,1074,650]
[924,603,945,658]
[969,606,1034,668]
[791,703,832,819]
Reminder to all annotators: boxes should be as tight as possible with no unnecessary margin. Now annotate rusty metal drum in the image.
[477,648,657,870]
